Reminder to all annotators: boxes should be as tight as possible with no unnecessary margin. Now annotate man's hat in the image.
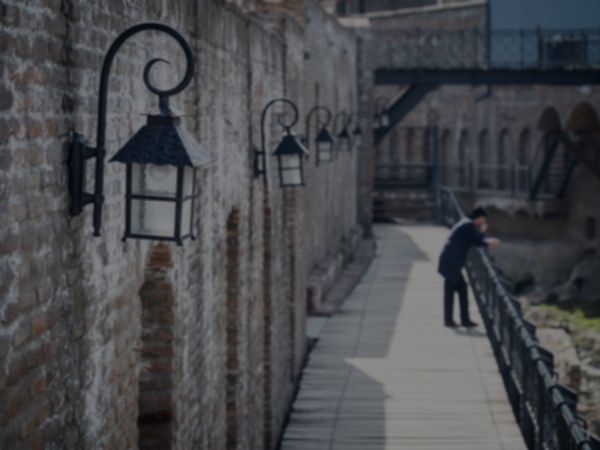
[469,206,487,219]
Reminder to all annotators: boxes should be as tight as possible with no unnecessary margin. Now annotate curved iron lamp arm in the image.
[259,98,299,187]
[70,22,195,236]
[333,110,350,134]
[304,105,332,145]
[347,112,360,129]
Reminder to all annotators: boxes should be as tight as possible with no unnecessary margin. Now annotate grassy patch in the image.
[536,301,600,332]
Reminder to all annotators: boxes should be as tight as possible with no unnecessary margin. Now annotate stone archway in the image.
[138,244,176,450]
[477,129,492,189]
[262,203,274,450]
[518,128,532,192]
[405,127,415,163]
[440,128,452,185]
[566,102,600,134]
[497,129,512,190]
[225,209,241,450]
[458,130,470,188]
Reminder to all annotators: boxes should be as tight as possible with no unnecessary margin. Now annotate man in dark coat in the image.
[438,207,500,327]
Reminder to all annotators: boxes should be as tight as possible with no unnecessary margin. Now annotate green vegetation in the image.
[536,300,600,332]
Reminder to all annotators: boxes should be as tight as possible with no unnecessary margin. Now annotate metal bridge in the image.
[372,28,600,144]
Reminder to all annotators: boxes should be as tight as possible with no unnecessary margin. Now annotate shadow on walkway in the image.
[281,225,525,450]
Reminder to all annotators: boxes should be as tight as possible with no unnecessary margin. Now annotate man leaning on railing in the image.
[438,207,501,328]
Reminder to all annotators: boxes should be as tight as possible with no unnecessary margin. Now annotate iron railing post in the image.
[430,126,442,223]
[441,187,597,450]
[510,163,517,197]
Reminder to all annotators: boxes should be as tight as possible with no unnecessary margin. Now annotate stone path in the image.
[281,224,526,450]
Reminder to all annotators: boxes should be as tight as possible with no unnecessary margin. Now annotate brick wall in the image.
[0,0,361,449]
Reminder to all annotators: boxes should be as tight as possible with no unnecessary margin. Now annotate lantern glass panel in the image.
[131,199,176,236]
[255,151,265,174]
[355,134,363,146]
[183,166,195,197]
[132,163,177,197]
[339,138,350,152]
[279,154,303,186]
[182,199,193,236]
[280,154,301,169]
[317,141,333,162]
[381,114,390,128]
[281,168,302,185]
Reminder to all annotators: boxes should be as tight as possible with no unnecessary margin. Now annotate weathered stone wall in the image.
[0,1,360,449]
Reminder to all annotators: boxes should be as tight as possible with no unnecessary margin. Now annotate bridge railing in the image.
[379,162,536,197]
[440,187,600,450]
[372,28,600,70]
[442,163,535,197]
[374,163,433,188]
[375,159,571,200]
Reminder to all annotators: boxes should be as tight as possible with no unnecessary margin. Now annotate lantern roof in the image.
[338,127,351,139]
[353,125,363,136]
[111,114,210,167]
[272,133,309,156]
[316,127,335,143]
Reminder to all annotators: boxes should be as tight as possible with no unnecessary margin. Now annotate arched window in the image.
[458,130,470,188]
[517,128,531,192]
[440,129,452,185]
[478,130,492,189]
[138,245,175,450]
[566,102,600,134]
[497,129,512,190]
[262,205,274,449]
[225,209,241,450]
[388,129,399,164]
[422,128,431,163]
[405,128,414,163]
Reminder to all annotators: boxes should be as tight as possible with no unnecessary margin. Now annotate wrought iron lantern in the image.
[305,105,335,164]
[380,110,390,128]
[353,124,364,146]
[67,23,209,245]
[260,98,308,188]
[373,113,382,130]
[374,97,390,129]
[335,111,352,152]
[316,127,335,163]
[349,113,364,147]
[110,107,208,243]
[253,144,266,184]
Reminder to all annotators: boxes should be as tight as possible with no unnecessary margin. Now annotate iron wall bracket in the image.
[68,132,100,217]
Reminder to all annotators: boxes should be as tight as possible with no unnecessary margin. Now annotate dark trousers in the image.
[444,275,470,324]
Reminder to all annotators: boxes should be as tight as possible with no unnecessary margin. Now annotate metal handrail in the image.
[374,163,433,189]
[373,28,600,71]
[439,187,599,450]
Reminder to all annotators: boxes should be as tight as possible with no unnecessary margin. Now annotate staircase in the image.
[529,133,576,200]
[374,84,437,145]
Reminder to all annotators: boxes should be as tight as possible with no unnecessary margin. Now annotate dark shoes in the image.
[444,320,478,328]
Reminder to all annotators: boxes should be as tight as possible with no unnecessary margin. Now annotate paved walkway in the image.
[281,225,526,450]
